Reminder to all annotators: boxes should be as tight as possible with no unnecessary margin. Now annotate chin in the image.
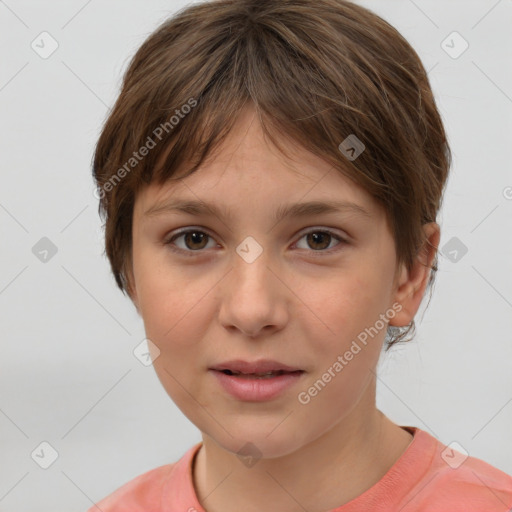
[207,425,309,462]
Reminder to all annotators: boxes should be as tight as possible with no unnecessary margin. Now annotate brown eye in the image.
[165,229,216,254]
[295,230,345,252]
[165,227,346,257]
[306,232,331,250]
[182,231,209,250]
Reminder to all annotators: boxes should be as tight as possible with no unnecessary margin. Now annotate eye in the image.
[164,229,217,255]
[294,229,346,253]
[164,227,347,256]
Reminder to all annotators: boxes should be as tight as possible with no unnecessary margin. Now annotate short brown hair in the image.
[93,0,451,350]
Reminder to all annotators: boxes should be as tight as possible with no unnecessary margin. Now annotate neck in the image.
[192,388,413,512]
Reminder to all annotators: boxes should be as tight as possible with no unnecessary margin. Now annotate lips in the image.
[209,359,304,377]
[209,359,305,401]
[220,369,293,378]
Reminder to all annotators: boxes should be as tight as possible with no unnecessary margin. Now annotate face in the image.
[129,107,425,458]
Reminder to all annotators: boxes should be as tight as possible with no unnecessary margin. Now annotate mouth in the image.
[209,359,304,377]
[216,368,304,379]
[208,359,305,401]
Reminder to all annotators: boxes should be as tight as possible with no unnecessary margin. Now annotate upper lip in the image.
[209,359,303,374]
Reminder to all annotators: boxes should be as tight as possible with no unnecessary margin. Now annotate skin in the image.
[128,107,440,512]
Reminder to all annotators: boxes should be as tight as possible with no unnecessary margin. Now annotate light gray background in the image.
[1,1,511,511]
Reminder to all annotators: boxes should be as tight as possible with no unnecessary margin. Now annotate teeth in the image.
[242,372,279,379]
[222,370,285,377]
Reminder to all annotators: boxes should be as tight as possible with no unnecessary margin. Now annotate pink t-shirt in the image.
[87,426,512,511]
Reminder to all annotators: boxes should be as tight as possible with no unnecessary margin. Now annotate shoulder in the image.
[406,432,512,511]
[86,462,176,512]
[85,442,202,511]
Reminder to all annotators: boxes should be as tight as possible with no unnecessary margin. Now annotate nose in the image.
[218,247,289,338]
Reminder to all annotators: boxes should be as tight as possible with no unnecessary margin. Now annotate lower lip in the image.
[209,370,304,401]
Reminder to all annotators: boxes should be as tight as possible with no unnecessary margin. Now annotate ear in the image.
[389,222,440,327]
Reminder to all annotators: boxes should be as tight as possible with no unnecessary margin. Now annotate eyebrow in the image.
[143,199,372,222]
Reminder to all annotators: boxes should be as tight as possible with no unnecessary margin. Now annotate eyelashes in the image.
[163,227,348,257]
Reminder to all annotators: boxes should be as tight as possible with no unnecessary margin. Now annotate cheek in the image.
[306,269,391,351]
[136,264,212,409]
[295,273,387,423]
[139,277,209,346]
[134,260,221,400]
[133,245,208,338]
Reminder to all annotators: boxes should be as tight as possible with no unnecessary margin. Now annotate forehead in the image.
[133,107,382,220]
